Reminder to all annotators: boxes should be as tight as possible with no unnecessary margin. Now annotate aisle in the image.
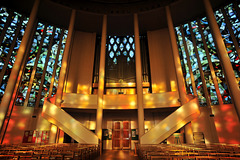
[95,150,139,160]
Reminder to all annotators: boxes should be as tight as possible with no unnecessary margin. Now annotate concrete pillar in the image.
[203,0,240,121]
[0,0,40,131]
[96,15,107,140]
[49,9,76,143]
[55,9,76,106]
[166,6,194,144]
[134,13,145,141]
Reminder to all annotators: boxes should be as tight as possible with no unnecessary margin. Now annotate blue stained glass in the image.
[132,44,135,50]
[126,43,130,51]
[113,57,117,64]
[109,51,114,58]
[175,26,193,94]
[116,38,120,44]
[28,25,53,107]
[113,43,117,51]
[183,23,207,106]
[191,20,219,105]
[52,29,68,96]
[200,16,232,104]
[116,51,120,56]
[215,8,240,88]
[110,37,114,44]
[123,37,127,44]
[108,44,111,51]
[0,7,9,35]
[16,22,45,106]
[129,37,133,44]
[224,3,240,46]
[130,50,134,58]
[120,43,124,51]
[123,51,127,56]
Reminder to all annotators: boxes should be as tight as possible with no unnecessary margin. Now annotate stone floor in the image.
[94,150,139,160]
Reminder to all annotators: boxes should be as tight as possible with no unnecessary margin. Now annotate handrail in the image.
[42,96,99,144]
[140,95,200,144]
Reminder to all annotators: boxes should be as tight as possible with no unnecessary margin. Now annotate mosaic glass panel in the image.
[15,22,45,106]
[51,30,68,96]
[39,27,62,106]
[190,20,219,105]
[175,26,193,94]
[215,8,240,88]
[0,13,23,102]
[200,17,232,104]
[27,25,53,107]
[183,23,207,106]
[0,7,9,35]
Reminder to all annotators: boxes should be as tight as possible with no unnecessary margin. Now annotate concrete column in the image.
[203,0,240,120]
[49,9,76,143]
[166,6,188,104]
[0,0,40,131]
[96,15,107,140]
[134,13,145,141]
[55,9,76,106]
[166,6,194,144]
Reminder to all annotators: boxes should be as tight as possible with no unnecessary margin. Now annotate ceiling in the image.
[1,0,229,35]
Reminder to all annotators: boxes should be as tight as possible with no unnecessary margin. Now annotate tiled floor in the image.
[95,150,139,160]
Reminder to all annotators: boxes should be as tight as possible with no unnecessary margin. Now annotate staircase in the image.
[140,95,200,144]
[42,96,99,144]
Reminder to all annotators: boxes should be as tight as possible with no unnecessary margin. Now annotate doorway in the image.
[112,121,131,150]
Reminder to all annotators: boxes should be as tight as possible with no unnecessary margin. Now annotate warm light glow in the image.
[170,81,177,91]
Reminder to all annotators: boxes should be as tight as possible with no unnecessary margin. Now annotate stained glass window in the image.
[51,30,68,96]
[200,17,232,104]
[105,35,136,94]
[190,20,219,105]
[15,22,45,106]
[215,8,240,88]
[182,23,207,106]
[0,12,27,102]
[0,7,9,35]
[175,26,193,95]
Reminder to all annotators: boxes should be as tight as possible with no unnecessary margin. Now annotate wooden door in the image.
[112,121,131,150]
